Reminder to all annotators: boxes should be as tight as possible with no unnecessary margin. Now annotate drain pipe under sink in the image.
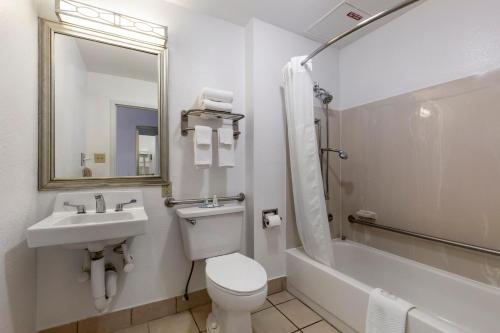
[90,251,107,312]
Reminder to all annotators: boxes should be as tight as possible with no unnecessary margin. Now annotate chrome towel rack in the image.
[348,215,500,257]
[165,193,245,207]
[181,109,245,139]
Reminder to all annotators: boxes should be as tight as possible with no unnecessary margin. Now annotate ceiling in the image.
[74,37,158,82]
[162,0,420,46]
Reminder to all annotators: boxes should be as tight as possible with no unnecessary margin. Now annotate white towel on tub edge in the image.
[366,288,415,333]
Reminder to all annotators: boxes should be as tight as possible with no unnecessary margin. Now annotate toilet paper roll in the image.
[265,215,282,228]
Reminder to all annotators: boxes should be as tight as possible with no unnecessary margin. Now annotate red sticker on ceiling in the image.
[347,11,363,21]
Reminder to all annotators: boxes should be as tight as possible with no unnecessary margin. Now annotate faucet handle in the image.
[115,199,137,212]
[64,201,86,214]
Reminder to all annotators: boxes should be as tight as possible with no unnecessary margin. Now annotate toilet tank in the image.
[176,205,244,261]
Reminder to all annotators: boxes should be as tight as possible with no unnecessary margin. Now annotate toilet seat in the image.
[206,253,267,296]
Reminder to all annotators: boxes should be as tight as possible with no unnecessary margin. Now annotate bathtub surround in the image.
[0,1,38,333]
[337,0,500,287]
[282,56,334,267]
[341,71,500,286]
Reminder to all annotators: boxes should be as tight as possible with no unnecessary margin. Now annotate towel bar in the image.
[181,109,245,139]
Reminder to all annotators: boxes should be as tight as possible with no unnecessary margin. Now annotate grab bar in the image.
[348,215,500,257]
[165,193,245,207]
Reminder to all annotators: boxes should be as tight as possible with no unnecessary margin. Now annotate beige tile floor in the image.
[114,290,340,333]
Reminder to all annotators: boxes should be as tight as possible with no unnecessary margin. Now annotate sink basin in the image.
[56,211,136,226]
[27,191,148,250]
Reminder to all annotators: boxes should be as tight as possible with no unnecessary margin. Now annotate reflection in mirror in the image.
[53,33,159,179]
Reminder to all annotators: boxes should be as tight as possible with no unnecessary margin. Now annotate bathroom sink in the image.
[27,191,148,250]
[56,211,136,225]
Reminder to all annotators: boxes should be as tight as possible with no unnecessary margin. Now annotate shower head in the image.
[313,83,333,105]
[320,93,333,105]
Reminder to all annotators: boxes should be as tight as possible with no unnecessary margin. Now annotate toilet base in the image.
[207,303,252,333]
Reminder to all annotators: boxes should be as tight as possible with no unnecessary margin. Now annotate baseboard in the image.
[40,277,286,333]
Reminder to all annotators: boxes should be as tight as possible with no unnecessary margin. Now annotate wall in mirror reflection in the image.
[53,33,159,179]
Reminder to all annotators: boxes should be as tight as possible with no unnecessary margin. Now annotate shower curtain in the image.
[282,56,335,267]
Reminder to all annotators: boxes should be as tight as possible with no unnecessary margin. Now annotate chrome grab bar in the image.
[348,215,500,257]
[165,193,245,207]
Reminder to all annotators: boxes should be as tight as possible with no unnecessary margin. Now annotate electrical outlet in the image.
[94,153,106,163]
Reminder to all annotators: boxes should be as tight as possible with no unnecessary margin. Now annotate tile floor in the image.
[114,290,340,333]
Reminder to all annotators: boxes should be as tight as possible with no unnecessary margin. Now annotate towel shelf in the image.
[181,109,245,139]
[165,192,245,207]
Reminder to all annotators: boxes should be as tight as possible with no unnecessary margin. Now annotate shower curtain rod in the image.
[300,0,422,66]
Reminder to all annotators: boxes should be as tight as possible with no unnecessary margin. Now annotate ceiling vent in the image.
[304,2,370,43]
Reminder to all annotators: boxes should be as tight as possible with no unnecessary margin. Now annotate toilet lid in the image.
[206,253,267,294]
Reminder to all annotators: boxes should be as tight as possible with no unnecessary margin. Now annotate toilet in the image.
[176,205,267,333]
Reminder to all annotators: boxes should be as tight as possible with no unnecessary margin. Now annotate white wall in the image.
[339,0,500,110]
[246,19,339,278]
[35,0,246,329]
[54,34,88,178]
[0,1,38,333]
[85,72,157,177]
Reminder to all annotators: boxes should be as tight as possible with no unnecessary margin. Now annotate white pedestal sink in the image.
[27,190,148,312]
[27,190,147,250]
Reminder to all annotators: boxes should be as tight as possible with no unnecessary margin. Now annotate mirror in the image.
[39,19,169,189]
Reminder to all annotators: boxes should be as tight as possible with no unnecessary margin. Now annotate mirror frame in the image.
[38,19,169,190]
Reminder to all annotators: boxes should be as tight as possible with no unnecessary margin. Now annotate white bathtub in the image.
[286,240,500,333]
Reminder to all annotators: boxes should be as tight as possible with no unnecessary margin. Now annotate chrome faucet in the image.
[94,193,106,213]
[63,201,86,214]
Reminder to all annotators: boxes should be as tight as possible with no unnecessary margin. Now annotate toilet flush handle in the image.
[186,218,197,226]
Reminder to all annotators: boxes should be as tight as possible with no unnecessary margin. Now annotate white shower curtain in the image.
[282,56,335,267]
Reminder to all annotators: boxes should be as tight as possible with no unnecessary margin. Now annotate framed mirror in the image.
[38,19,169,190]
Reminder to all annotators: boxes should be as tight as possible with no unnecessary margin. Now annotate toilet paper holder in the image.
[262,208,281,229]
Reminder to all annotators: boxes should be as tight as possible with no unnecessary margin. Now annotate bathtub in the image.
[286,240,500,333]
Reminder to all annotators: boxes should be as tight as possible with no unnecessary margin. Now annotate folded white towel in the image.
[202,87,234,103]
[217,128,235,168]
[194,126,212,168]
[200,99,233,112]
[366,288,415,333]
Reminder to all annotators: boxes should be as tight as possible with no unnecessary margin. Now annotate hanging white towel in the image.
[217,128,235,168]
[202,87,234,103]
[365,288,415,333]
[194,125,212,168]
[200,99,233,112]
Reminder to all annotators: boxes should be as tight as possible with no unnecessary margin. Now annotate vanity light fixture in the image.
[55,0,167,47]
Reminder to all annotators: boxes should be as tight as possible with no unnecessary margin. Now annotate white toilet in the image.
[176,205,267,333]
